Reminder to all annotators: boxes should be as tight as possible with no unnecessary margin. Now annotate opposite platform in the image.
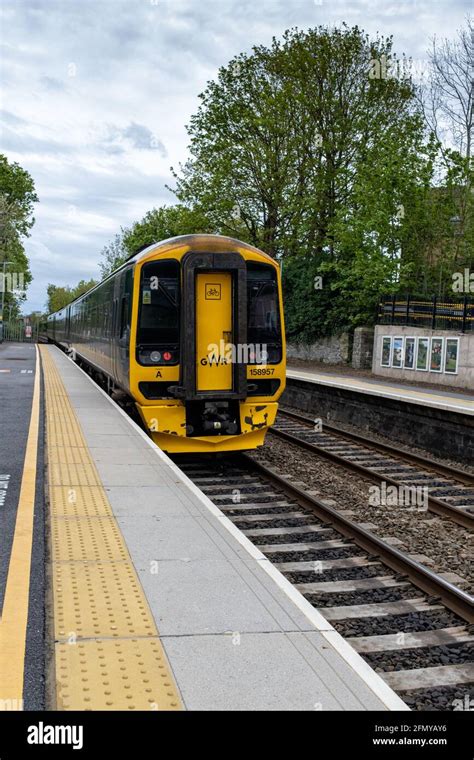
[40,345,407,711]
[286,366,474,416]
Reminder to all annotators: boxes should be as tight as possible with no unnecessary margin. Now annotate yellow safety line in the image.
[40,346,182,711]
[0,344,40,709]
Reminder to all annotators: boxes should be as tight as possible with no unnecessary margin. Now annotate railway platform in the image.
[0,342,407,711]
[285,365,473,464]
[286,366,474,416]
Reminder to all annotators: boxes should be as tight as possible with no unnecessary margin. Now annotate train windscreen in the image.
[247,262,282,363]
[136,259,180,365]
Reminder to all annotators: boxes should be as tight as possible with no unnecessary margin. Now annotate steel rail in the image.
[271,409,474,530]
[242,454,474,623]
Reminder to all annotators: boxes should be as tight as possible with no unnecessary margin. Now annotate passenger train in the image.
[41,234,286,453]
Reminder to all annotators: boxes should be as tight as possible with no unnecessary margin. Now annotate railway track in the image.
[177,454,474,711]
[270,408,474,530]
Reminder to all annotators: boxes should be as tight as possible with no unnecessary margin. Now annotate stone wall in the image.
[283,378,473,463]
[352,326,374,369]
[372,325,474,389]
[286,332,350,364]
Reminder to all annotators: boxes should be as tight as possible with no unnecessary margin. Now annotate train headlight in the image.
[150,350,162,363]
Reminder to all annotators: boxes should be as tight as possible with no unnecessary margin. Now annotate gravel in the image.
[284,565,388,583]
[283,402,474,476]
[399,683,474,711]
[251,434,474,587]
[364,643,474,671]
[333,610,464,638]
[306,586,421,608]
[182,458,473,712]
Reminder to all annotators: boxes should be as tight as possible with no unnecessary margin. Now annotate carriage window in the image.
[246,262,281,362]
[137,260,180,364]
[120,296,129,338]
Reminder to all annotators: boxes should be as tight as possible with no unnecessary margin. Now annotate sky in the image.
[1,0,471,313]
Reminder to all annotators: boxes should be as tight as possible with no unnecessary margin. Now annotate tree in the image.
[46,284,71,313]
[0,155,38,317]
[173,25,433,337]
[421,16,473,161]
[46,278,97,313]
[98,233,128,278]
[122,204,212,256]
[417,17,474,290]
[98,205,212,278]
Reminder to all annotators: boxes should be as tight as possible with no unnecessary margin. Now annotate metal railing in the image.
[0,321,40,343]
[378,295,474,332]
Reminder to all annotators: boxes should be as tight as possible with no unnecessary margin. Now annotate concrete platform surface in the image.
[44,346,408,711]
[287,366,474,415]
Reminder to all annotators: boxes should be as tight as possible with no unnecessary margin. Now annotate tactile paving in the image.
[40,346,182,710]
[48,461,101,487]
[51,515,129,563]
[48,446,93,466]
[49,486,113,518]
[52,562,156,639]
[55,639,181,711]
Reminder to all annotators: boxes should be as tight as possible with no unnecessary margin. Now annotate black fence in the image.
[378,295,474,332]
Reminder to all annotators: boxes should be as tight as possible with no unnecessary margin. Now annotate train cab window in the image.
[246,262,282,363]
[137,259,180,366]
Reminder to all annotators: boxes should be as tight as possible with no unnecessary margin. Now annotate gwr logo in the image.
[205,284,221,300]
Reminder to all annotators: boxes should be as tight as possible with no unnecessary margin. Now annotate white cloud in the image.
[1,0,471,311]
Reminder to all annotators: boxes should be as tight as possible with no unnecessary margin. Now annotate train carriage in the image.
[42,234,286,453]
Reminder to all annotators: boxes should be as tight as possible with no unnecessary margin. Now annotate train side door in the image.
[115,267,133,389]
[196,273,233,391]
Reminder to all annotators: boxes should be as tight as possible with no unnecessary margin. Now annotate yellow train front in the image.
[44,234,286,453]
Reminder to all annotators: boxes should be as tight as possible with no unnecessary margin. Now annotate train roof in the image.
[48,234,276,318]
[126,234,275,264]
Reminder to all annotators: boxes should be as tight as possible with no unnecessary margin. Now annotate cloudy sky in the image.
[1,0,471,312]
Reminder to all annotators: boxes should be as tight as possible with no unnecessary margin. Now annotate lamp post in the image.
[0,260,12,343]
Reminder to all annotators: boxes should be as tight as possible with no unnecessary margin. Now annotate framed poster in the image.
[430,337,443,372]
[381,336,391,367]
[392,336,403,368]
[416,337,429,371]
[444,338,459,374]
[404,337,415,369]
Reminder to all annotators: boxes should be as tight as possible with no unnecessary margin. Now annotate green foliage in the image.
[172,25,438,339]
[99,233,128,278]
[98,205,213,278]
[94,24,473,343]
[122,204,213,256]
[0,154,38,316]
[46,278,97,314]
[282,257,344,342]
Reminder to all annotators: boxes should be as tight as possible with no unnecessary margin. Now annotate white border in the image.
[403,336,416,370]
[444,337,459,375]
[47,346,409,712]
[392,336,404,369]
[415,336,429,372]
[380,335,392,367]
[429,336,444,373]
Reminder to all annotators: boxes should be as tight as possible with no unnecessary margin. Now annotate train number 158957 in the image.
[249,367,275,376]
